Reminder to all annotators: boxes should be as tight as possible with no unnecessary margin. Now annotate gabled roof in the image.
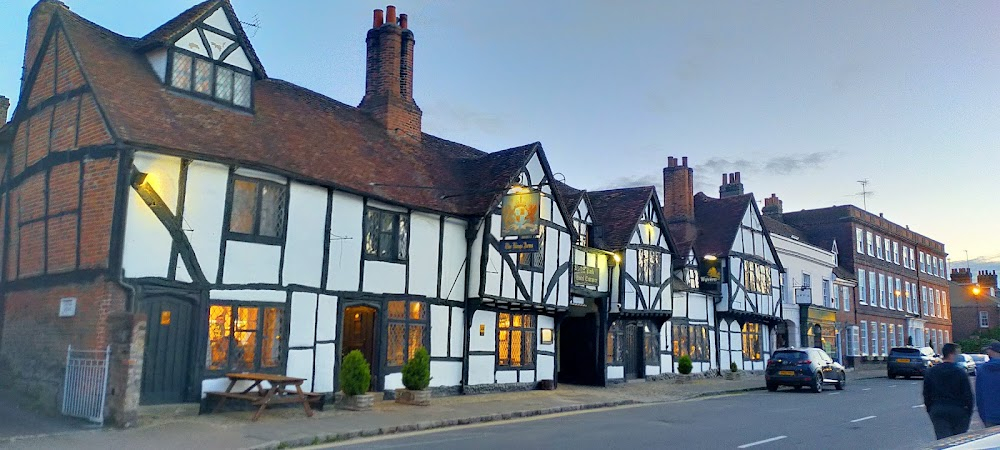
[588,186,656,251]
[550,180,584,215]
[761,216,807,242]
[135,0,267,78]
[45,2,545,218]
[669,192,782,269]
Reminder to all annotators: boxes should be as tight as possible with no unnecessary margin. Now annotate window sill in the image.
[496,365,536,371]
[364,255,408,264]
[225,233,284,246]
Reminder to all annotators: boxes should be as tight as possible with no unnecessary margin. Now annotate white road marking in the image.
[827,392,841,395]
[912,404,925,408]
[851,415,877,423]
[738,436,788,448]
[888,385,897,388]
[862,388,871,391]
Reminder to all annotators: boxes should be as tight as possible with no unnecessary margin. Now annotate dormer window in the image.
[169,50,252,109]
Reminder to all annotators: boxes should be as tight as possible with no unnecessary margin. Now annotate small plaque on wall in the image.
[59,297,77,317]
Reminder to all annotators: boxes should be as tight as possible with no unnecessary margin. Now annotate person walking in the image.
[976,341,1000,428]
[923,343,975,439]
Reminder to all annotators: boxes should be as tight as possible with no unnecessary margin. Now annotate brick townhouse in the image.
[949,269,1000,343]
[783,206,952,367]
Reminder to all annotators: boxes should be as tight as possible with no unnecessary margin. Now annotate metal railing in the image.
[61,345,110,425]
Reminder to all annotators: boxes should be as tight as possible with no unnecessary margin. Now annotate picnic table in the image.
[205,373,318,421]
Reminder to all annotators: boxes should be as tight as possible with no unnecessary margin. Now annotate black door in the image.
[622,321,643,379]
[558,314,600,385]
[342,305,378,390]
[140,295,194,404]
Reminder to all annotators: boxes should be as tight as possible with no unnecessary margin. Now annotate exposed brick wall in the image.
[0,280,126,406]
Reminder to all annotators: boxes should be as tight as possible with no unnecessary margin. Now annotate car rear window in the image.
[890,348,919,355]
[772,351,807,362]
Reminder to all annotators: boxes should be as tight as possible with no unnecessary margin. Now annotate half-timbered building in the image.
[663,158,784,372]
[0,0,583,413]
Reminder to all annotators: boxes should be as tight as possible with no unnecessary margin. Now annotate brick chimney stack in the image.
[663,156,695,223]
[0,96,9,124]
[358,6,422,142]
[951,268,972,284]
[977,270,998,289]
[762,193,783,221]
[719,172,744,198]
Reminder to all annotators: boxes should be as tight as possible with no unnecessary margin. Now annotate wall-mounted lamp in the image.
[130,170,148,188]
[479,324,485,336]
[704,255,718,261]
[612,253,621,264]
[540,328,554,345]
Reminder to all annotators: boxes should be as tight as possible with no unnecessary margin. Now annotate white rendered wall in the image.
[430,361,462,387]
[203,8,234,34]
[122,152,182,279]
[145,49,167,82]
[407,212,439,297]
[182,161,228,282]
[430,304,449,357]
[363,261,405,294]
[327,191,363,291]
[223,241,281,284]
[441,218,467,301]
[607,366,624,380]
[282,182,326,287]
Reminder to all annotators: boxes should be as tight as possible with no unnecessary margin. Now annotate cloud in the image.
[696,151,836,176]
[593,173,662,192]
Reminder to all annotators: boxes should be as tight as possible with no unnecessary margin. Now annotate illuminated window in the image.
[741,322,762,361]
[671,322,710,361]
[364,207,409,263]
[385,300,427,368]
[499,313,535,368]
[227,175,287,243]
[638,250,661,285]
[168,50,252,108]
[743,261,772,294]
[206,303,283,372]
[607,321,623,364]
[644,324,659,363]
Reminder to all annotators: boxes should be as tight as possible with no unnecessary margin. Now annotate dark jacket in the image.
[976,359,1000,423]
[923,362,974,414]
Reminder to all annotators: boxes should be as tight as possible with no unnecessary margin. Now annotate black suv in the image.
[887,346,939,379]
[765,347,846,392]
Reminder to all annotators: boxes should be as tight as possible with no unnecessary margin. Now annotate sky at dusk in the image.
[2,0,999,269]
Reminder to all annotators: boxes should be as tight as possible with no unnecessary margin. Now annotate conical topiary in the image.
[402,347,431,391]
[678,355,693,375]
[340,350,371,396]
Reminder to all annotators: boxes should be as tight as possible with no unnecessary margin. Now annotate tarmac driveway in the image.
[0,390,92,441]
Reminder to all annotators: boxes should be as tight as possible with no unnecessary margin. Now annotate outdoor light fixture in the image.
[613,253,621,263]
[704,255,718,261]
[130,169,149,188]
[973,286,982,295]
[540,328,554,345]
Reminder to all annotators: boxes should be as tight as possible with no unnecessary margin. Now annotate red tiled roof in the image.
[54,3,537,217]
[587,186,655,251]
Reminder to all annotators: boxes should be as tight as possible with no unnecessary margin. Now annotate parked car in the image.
[955,354,977,376]
[969,354,990,375]
[765,347,846,393]
[887,346,938,379]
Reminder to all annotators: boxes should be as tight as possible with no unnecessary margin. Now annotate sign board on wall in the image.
[573,265,600,286]
[501,190,540,237]
[700,257,722,291]
[500,238,540,253]
[59,297,77,317]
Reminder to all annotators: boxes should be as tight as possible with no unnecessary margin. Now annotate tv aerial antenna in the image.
[855,179,874,211]
[241,14,261,38]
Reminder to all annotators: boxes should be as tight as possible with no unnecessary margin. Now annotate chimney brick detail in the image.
[977,270,998,289]
[0,96,9,123]
[663,156,694,223]
[719,171,745,198]
[951,268,972,284]
[762,193,783,220]
[359,6,422,142]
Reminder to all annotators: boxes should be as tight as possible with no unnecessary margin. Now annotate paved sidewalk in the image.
[1,370,886,450]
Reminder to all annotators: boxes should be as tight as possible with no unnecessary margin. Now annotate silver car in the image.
[955,353,977,376]
[969,354,990,375]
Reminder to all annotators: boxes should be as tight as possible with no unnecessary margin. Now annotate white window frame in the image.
[942,292,948,319]
[860,321,869,356]
[895,278,902,310]
[869,271,877,305]
[858,269,867,304]
[922,286,929,315]
[856,228,864,253]
[880,323,888,356]
[893,242,899,264]
[902,246,909,268]
[920,252,926,273]
[884,239,891,261]
[831,281,839,309]
[878,273,886,308]
[876,236,883,259]
[843,286,851,312]
[981,311,990,328]
[897,326,903,349]
[849,326,860,357]
[822,278,831,308]
[904,281,911,313]
[867,232,874,256]
[935,290,942,317]
[889,324,896,348]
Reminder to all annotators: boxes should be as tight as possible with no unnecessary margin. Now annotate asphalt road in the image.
[319,378,988,450]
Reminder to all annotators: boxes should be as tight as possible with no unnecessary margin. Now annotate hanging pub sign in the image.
[501,238,540,253]
[501,189,540,237]
[700,256,722,291]
[573,265,600,286]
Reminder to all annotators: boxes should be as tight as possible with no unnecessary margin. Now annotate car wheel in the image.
[794,385,802,390]
[766,382,778,392]
[888,371,896,379]
[811,372,823,393]
[835,372,845,390]
[904,375,911,380]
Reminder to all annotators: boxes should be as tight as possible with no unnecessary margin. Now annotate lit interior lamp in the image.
[704,255,718,261]
[613,253,621,263]
[973,286,982,296]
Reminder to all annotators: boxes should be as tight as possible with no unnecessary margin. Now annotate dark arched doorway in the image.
[342,305,378,390]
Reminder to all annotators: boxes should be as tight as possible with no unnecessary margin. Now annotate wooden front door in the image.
[140,295,195,404]
[342,305,378,390]
[622,321,643,379]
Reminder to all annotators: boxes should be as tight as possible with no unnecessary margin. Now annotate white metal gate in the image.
[61,345,110,425]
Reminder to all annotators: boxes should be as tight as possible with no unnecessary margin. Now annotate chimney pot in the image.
[0,95,9,123]
[373,9,384,28]
[735,171,741,182]
[682,156,688,166]
[399,13,408,28]
[386,5,397,25]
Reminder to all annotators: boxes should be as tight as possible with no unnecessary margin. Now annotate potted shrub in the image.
[725,361,741,380]
[396,347,431,406]
[338,350,373,411]
[676,355,693,383]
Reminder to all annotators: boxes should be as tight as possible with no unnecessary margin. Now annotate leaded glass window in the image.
[233,72,252,108]
[517,228,544,270]
[171,53,192,90]
[167,49,253,109]
[364,207,409,263]
[385,300,427,368]
[671,322,710,361]
[498,313,535,368]
[227,175,287,244]
[741,322,762,361]
[215,66,234,102]
[194,59,213,95]
[206,303,284,373]
[638,249,661,285]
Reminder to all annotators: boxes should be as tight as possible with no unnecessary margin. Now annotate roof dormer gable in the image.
[141,1,265,110]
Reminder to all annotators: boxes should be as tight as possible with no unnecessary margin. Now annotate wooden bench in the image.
[204,373,320,421]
